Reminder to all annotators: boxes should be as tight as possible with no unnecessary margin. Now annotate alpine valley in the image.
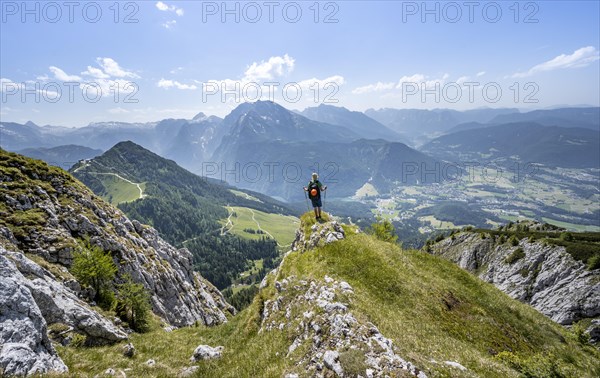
[1,103,599,378]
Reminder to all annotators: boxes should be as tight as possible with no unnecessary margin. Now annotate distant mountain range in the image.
[421,122,600,168]
[0,114,224,172]
[365,107,520,146]
[211,101,442,200]
[3,104,599,200]
[299,104,407,142]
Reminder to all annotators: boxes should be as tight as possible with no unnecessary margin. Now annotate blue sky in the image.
[1,0,599,127]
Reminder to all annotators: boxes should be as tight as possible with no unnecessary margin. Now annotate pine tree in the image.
[117,275,151,332]
[71,239,117,305]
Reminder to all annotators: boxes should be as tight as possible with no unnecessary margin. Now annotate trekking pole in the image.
[303,189,310,212]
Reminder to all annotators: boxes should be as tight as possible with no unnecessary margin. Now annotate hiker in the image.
[304,172,327,220]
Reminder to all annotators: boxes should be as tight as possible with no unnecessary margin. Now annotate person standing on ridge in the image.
[304,172,327,220]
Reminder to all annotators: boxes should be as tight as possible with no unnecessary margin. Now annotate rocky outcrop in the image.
[3,249,127,345]
[260,274,427,377]
[429,231,600,326]
[292,220,346,252]
[0,254,68,376]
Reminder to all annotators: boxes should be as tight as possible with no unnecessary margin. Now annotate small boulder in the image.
[190,345,223,362]
[122,343,135,358]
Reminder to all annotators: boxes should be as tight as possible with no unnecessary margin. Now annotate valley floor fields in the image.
[354,166,600,237]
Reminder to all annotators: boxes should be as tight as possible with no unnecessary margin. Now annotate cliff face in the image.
[429,230,600,327]
[0,150,233,375]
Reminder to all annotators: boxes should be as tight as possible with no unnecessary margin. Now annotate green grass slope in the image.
[56,213,600,377]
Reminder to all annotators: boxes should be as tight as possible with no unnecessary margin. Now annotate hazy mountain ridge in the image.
[15,145,103,170]
[365,107,520,145]
[300,104,407,142]
[3,105,599,202]
[421,122,600,168]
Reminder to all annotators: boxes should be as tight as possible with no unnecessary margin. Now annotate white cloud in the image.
[170,67,183,74]
[198,54,298,95]
[80,58,138,82]
[243,54,295,81]
[49,66,81,81]
[156,1,184,16]
[96,58,139,78]
[352,81,395,94]
[476,71,486,77]
[512,46,600,78]
[162,20,176,29]
[82,66,111,79]
[157,78,197,90]
[197,55,344,104]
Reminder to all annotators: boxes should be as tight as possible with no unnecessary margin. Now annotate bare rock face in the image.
[430,232,600,326]
[3,249,127,346]
[0,254,68,376]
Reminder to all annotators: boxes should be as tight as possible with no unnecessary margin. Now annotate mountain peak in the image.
[192,112,208,121]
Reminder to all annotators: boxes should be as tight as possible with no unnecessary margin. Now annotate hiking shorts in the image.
[311,197,322,208]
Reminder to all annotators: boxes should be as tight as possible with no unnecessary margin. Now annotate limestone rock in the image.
[0,254,68,376]
[190,345,224,362]
[430,230,600,326]
[3,248,127,346]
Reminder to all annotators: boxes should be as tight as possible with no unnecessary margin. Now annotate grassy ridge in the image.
[56,214,600,377]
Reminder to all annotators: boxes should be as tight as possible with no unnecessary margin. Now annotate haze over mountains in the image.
[1,103,599,201]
